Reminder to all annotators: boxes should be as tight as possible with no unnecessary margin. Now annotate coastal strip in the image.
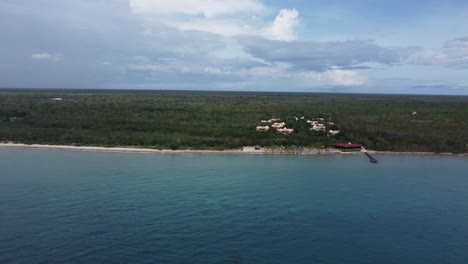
[0,143,249,155]
[0,143,343,155]
[0,143,466,156]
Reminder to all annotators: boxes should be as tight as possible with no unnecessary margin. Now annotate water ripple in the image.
[1,149,468,263]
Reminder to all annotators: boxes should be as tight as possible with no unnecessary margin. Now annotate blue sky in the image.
[1,0,468,94]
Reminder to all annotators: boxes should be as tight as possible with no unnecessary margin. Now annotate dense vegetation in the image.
[1,89,467,153]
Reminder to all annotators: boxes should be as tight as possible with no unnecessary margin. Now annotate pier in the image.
[361,147,378,163]
[364,152,378,163]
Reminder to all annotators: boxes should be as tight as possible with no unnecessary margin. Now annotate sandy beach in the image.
[0,143,466,156]
[0,143,250,155]
[0,143,342,155]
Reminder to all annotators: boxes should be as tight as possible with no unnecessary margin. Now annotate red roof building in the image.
[334,143,363,149]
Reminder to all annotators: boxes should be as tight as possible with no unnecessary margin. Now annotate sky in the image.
[1,0,468,94]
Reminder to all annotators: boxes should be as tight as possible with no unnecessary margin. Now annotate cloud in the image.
[164,18,256,37]
[129,0,264,17]
[409,37,468,68]
[1,0,466,94]
[262,9,300,41]
[31,53,62,61]
[302,68,368,86]
[0,0,228,88]
[127,63,178,73]
[126,56,267,79]
[131,3,300,41]
[236,36,408,71]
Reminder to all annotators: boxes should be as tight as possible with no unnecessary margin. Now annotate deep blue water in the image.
[1,148,468,264]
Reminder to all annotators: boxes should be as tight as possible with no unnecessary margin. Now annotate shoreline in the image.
[0,143,466,157]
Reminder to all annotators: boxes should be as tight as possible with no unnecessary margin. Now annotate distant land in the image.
[0,89,467,154]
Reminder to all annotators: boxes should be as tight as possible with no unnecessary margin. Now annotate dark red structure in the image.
[334,143,362,149]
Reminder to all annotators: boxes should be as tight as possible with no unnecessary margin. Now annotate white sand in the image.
[0,143,257,155]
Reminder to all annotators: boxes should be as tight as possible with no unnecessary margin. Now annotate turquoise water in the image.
[1,148,468,263]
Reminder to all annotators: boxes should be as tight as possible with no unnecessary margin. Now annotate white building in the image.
[272,122,286,128]
[256,126,270,132]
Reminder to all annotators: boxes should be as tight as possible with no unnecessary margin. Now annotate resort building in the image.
[272,122,286,128]
[256,126,270,132]
[260,118,280,123]
[310,123,325,131]
[277,128,294,134]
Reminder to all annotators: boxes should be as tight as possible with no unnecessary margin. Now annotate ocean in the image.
[1,148,467,263]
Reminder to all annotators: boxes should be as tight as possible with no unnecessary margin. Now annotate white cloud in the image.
[127,63,195,74]
[204,67,223,74]
[302,68,368,86]
[262,9,300,41]
[129,0,264,17]
[127,64,174,73]
[168,18,255,37]
[130,1,300,41]
[409,37,468,67]
[31,53,62,61]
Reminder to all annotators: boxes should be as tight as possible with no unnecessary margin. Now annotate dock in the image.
[361,147,378,163]
[364,152,378,163]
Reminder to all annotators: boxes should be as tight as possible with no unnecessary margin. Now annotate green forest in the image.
[1,89,467,153]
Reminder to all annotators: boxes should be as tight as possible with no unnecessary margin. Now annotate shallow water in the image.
[1,148,468,263]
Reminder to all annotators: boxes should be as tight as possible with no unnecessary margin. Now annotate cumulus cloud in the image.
[31,53,62,61]
[236,36,408,71]
[129,0,264,17]
[262,9,300,41]
[161,8,300,40]
[130,2,300,41]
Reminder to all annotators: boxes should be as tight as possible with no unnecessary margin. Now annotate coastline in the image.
[0,143,249,155]
[0,143,466,157]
